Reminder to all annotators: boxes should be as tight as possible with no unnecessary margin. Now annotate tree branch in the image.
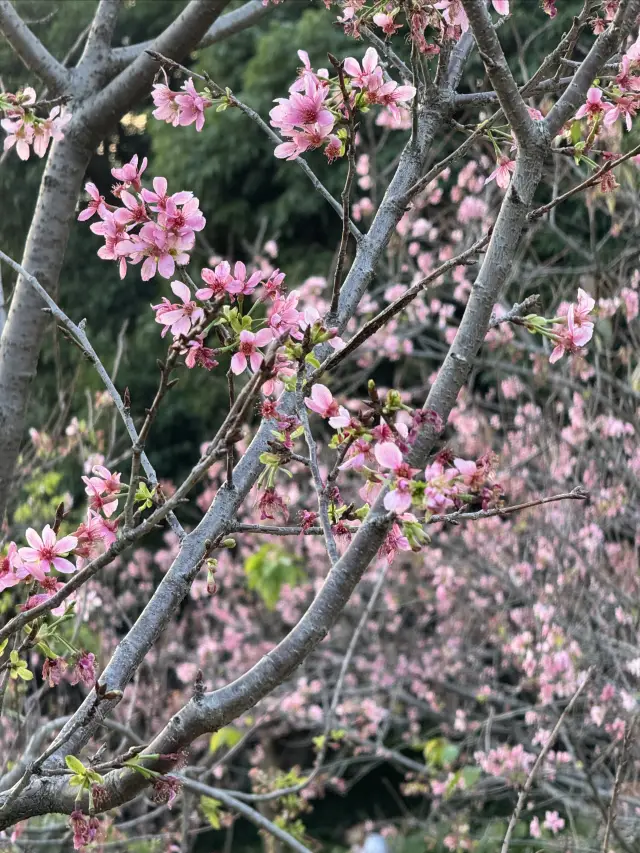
[175,776,313,853]
[76,0,232,138]
[0,0,69,92]
[108,0,270,72]
[461,0,536,146]
[544,0,640,136]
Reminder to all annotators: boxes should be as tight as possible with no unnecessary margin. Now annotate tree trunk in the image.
[0,130,92,522]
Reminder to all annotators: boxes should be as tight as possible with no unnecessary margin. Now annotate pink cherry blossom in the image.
[111,153,147,191]
[616,54,640,91]
[90,206,131,265]
[270,76,334,132]
[328,406,351,430]
[2,118,34,160]
[118,190,149,226]
[32,106,70,157]
[304,384,340,418]
[268,291,301,334]
[78,182,108,222]
[574,287,595,324]
[274,123,334,160]
[344,47,383,90]
[227,261,263,297]
[182,336,218,370]
[485,156,516,189]
[374,441,404,471]
[367,80,417,119]
[117,222,191,280]
[372,12,403,35]
[159,196,205,236]
[549,305,594,363]
[543,811,564,834]
[603,95,637,130]
[230,328,274,374]
[575,87,611,122]
[19,525,78,580]
[154,281,204,338]
[196,261,234,300]
[0,543,23,591]
[175,78,212,131]
[152,83,180,126]
[141,177,192,212]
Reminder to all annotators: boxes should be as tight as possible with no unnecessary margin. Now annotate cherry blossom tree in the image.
[1,1,640,851]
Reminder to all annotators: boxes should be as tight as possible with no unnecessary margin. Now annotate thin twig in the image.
[428,487,589,526]
[500,667,594,853]
[329,53,357,317]
[310,232,489,384]
[602,716,636,853]
[528,141,640,221]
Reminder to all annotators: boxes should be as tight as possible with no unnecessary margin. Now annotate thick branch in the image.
[545,0,640,136]
[76,0,231,138]
[109,1,270,72]
[461,0,536,146]
[0,0,69,92]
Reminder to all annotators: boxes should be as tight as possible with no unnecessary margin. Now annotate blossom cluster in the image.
[336,0,509,52]
[79,162,204,280]
[1,86,70,161]
[0,463,121,689]
[269,48,416,161]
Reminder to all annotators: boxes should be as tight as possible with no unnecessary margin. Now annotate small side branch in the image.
[528,141,640,221]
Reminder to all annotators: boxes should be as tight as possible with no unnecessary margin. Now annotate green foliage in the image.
[13,470,67,527]
[200,795,225,829]
[423,737,459,770]
[244,544,305,609]
[209,725,243,754]
[135,481,155,510]
[65,754,104,791]
[9,650,32,681]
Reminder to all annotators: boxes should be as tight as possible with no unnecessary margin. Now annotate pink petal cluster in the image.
[152,281,204,338]
[152,78,213,131]
[304,384,350,428]
[82,164,204,280]
[271,60,338,160]
[231,328,274,375]
[18,525,78,581]
[1,87,70,161]
[550,288,595,363]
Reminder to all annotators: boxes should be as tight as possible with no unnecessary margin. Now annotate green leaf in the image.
[305,353,321,368]
[65,755,87,775]
[37,641,59,660]
[200,795,223,829]
[461,765,481,789]
[570,120,582,146]
[209,726,243,754]
[17,667,33,681]
[0,638,8,656]
[244,544,305,609]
